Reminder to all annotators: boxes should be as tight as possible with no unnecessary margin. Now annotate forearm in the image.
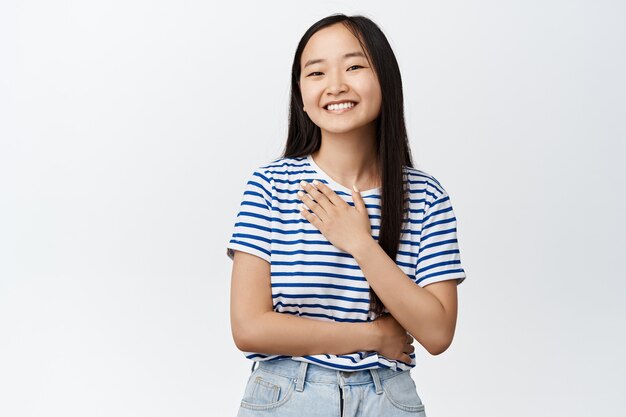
[238,311,377,356]
[352,238,449,353]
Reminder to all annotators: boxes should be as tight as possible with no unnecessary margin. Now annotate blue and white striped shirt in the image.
[226,154,466,372]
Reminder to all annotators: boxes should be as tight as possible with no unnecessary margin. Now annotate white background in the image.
[1,1,625,416]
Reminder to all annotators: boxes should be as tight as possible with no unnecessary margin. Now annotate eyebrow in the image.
[303,51,366,68]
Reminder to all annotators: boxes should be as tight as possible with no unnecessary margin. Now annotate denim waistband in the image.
[254,358,408,386]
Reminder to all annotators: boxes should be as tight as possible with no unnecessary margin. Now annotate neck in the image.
[313,122,380,190]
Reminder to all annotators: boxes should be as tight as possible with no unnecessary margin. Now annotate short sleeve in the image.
[414,182,467,287]
[226,168,273,263]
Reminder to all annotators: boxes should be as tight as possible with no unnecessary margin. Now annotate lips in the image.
[323,100,358,109]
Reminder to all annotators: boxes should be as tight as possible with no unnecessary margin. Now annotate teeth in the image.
[326,102,355,111]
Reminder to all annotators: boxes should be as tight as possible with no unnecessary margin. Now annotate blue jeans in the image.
[236,359,427,416]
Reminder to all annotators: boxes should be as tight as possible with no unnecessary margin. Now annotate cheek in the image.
[355,77,382,105]
[300,84,322,108]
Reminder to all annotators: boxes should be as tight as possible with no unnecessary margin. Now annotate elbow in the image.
[232,312,270,352]
[232,321,257,352]
[233,330,252,352]
[425,332,454,356]
[426,341,450,356]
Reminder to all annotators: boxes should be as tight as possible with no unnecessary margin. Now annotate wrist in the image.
[361,320,381,352]
[350,235,378,263]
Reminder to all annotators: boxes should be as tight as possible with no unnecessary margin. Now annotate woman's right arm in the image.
[230,251,413,363]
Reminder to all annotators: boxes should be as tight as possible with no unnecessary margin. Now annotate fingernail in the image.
[353,184,359,192]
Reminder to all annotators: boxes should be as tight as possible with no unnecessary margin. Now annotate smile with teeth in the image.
[325,101,357,112]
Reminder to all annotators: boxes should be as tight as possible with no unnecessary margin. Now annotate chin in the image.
[318,125,363,134]
[320,120,375,133]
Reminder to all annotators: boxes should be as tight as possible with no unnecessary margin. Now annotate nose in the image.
[325,69,348,95]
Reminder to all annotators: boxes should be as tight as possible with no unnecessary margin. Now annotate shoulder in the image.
[245,155,308,196]
[403,165,448,204]
[253,155,307,179]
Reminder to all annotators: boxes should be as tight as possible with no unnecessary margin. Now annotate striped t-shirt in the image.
[226,154,467,372]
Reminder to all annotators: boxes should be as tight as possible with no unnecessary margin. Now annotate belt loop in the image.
[250,360,258,374]
[337,370,345,388]
[295,361,308,392]
[369,368,383,395]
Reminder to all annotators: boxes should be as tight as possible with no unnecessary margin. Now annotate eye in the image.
[348,65,363,71]
[307,71,323,77]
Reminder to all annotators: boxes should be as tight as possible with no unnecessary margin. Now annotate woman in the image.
[227,13,467,416]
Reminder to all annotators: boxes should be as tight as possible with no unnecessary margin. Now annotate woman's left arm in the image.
[351,238,459,356]
[297,179,460,355]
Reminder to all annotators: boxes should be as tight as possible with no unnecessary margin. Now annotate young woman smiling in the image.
[227,13,467,417]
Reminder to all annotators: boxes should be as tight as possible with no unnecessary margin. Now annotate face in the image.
[298,23,382,134]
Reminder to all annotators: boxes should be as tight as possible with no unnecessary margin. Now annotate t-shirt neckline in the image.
[305,154,382,195]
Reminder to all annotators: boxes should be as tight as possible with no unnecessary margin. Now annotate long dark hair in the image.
[281,13,415,318]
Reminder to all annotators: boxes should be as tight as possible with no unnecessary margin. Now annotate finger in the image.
[401,354,412,365]
[297,190,328,222]
[351,184,368,213]
[300,180,334,213]
[299,203,324,229]
[311,180,346,207]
